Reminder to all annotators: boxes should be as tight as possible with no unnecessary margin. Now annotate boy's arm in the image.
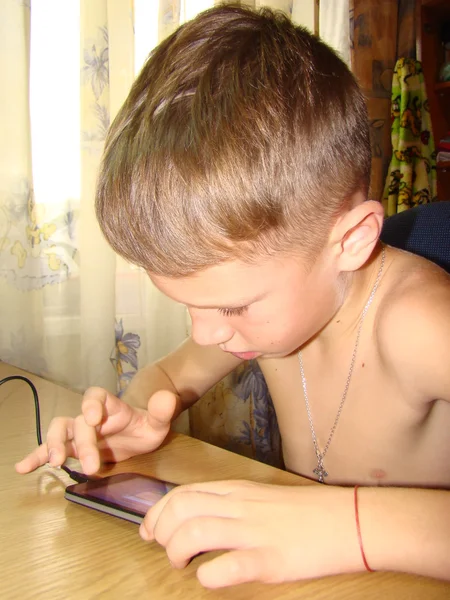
[359,486,450,579]
[139,480,450,587]
[121,337,243,415]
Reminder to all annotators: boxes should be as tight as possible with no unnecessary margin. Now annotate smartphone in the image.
[65,472,176,524]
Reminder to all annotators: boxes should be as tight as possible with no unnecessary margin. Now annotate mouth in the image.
[225,351,261,360]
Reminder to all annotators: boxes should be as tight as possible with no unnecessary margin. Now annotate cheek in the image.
[235,286,333,348]
[263,295,328,347]
[245,311,301,348]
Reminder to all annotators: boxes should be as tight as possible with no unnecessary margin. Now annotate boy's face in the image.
[150,250,345,359]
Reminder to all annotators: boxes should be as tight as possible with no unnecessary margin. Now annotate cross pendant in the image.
[313,462,328,483]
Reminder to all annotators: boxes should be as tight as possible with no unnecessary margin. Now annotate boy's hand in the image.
[139,480,362,588]
[15,387,178,475]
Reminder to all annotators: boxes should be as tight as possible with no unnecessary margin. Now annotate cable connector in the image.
[60,465,92,483]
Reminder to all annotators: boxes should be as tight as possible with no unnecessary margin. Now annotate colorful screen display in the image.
[72,473,176,516]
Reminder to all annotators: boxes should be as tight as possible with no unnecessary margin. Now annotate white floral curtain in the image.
[0,0,189,395]
[319,0,350,65]
[0,0,316,460]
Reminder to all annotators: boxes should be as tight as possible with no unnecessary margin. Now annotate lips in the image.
[227,351,260,360]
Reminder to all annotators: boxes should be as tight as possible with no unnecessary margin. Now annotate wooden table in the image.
[1,362,449,599]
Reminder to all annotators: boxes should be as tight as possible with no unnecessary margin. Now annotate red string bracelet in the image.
[354,485,375,573]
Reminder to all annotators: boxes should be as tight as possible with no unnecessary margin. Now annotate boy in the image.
[16,4,450,589]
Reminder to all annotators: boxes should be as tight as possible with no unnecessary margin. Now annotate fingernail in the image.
[48,449,56,465]
[139,524,149,540]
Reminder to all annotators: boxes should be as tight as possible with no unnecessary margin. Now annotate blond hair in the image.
[96,3,371,276]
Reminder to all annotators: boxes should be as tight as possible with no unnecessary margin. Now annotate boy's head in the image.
[96,3,372,278]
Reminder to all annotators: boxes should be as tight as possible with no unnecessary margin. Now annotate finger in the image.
[83,389,137,439]
[73,414,101,474]
[144,480,256,534]
[164,516,248,569]
[197,548,270,588]
[143,490,241,544]
[81,387,112,426]
[15,439,77,473]
[146,390,178,432]
[46,417,76,466]
[15,443,51,473]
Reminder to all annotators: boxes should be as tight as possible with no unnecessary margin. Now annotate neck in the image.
[317,244,386,345]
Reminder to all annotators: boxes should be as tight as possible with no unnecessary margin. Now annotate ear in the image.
[329,200,384,272]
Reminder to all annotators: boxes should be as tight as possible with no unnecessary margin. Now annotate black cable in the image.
[1,375,42,444]
[1,375,90,483]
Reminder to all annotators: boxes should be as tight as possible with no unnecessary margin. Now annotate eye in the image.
[218,306,248,317]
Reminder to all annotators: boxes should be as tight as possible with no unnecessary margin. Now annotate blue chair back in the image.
[380,202,450,273]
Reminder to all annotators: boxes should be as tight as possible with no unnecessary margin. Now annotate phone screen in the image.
[65,472,176,524]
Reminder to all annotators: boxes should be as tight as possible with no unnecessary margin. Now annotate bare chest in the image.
[258,350,450,488]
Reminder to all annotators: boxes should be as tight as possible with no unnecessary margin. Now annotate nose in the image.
[189,312,234,346]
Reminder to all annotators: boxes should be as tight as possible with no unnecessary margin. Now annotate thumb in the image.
[146,390,179,431]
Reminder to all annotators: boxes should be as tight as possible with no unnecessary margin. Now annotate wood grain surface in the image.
[1,362,449,599]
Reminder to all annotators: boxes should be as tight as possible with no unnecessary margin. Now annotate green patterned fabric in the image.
[383,58,437,217]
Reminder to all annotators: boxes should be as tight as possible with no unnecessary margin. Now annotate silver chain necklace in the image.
[298,248,386,483]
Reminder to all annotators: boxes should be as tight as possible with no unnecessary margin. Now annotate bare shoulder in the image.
[376,247,450,402]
